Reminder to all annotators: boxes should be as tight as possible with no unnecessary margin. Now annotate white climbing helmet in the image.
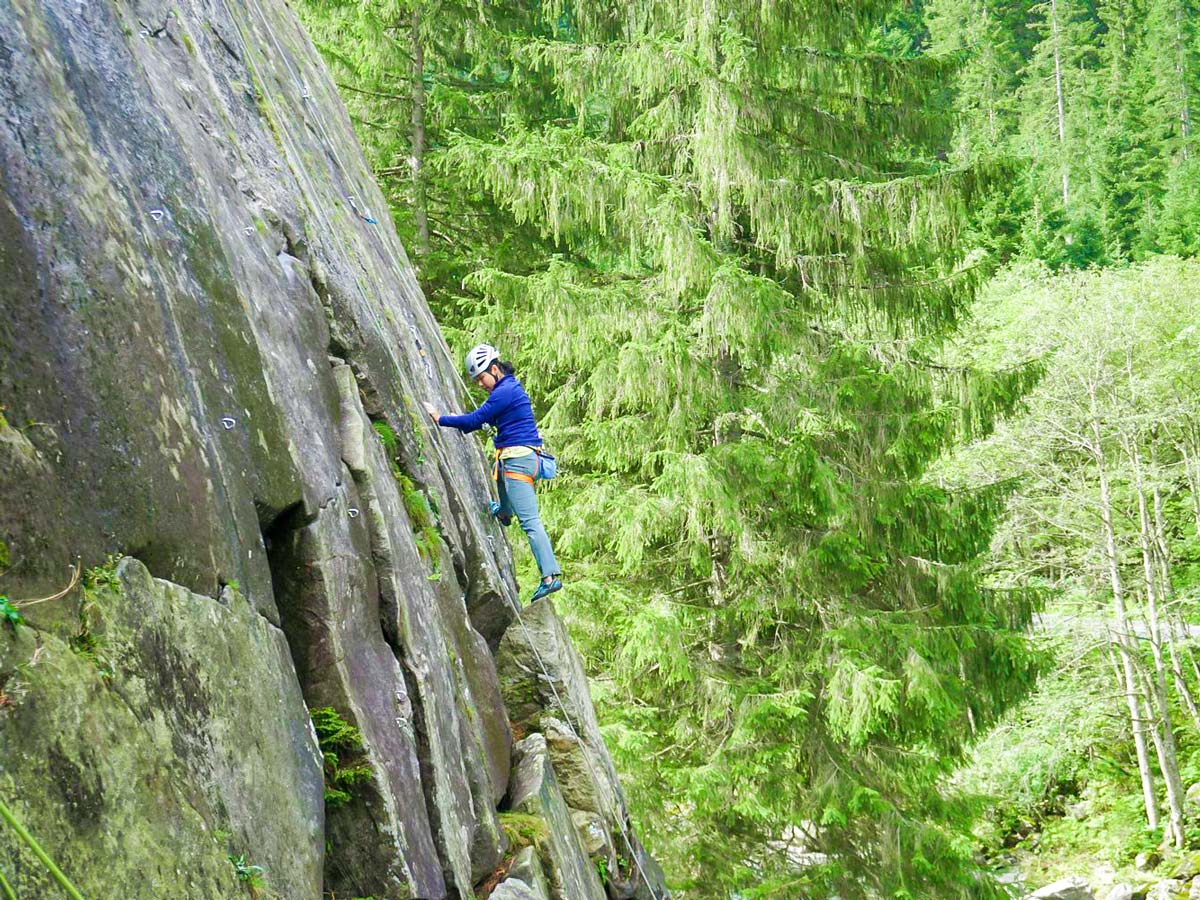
[465,343,500,380]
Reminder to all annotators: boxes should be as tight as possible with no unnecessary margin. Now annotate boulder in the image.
[0,559,322,898]
[499,602,670,900]
[1139,852,1164,872]
[1146,882,1187,900]
[1103,884,1147,900]
[493,880,548,900]
[1029,877,1094,900]
[509,734,608,900]
[509,846,554,899]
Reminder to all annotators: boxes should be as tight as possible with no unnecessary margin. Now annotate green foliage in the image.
[0,597,22,629]
[0,540,9,573]
[372,421,397,455]
[301,0,1047,895]
[69,555,121,675]
[941,256,1200,884]
[926,0,1200,267]
[374,420,443,576]
[310,706,374,808]
[498,811,550,853]
[228,854,267,893]
[82,554,121,594]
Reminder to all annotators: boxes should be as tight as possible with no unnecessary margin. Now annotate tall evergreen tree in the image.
[300,1,1043,895]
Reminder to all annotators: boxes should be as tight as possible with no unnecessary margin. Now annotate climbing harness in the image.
[492,448,557,485]
[207,10,658,891]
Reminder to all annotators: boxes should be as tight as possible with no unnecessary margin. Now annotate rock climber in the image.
[422,343,563,604]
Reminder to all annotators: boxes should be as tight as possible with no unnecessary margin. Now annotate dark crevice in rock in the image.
[206,19,242,61]
[261,500,310,556]
[261,500,315,685]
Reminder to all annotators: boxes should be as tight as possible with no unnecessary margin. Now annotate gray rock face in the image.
[509,846,554,898]
[499,601,669,899]
[1146,882,1187,900]
[0,0,662,896]
[510,734,609,900]
[0,559,322,898]
[494,879,549,900]
[1103,884,1146,900]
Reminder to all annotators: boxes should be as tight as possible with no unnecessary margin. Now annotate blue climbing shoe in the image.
[529,577,562,604]
[488,500,511,527]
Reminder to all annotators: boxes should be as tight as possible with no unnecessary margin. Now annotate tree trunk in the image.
[1131,441,1186,847]
[1051,0,1070,204]
[1166,618,1200,731]
[1179,439,1200,537]
[1176,0,1192,159]
[1135,654,1184,847]
[1093,401,1158,829]
[409,4,430,256]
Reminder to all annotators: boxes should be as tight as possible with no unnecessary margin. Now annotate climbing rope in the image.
[503,597,661,897]
[209,3,658,893]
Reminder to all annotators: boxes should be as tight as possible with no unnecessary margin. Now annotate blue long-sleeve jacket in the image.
[438,375,542,449]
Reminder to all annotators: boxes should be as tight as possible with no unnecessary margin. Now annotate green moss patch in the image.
[498,811,550,853]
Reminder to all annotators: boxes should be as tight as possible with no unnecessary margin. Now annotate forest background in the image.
[293,0,1200,897]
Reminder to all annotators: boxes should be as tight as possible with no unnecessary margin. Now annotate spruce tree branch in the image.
[337,80,410,101]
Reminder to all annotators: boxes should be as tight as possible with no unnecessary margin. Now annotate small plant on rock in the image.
[311,705,374,807]
[0,596,23,630]
[373,420,444,579]
[497,812,550,854]
[228,853,267,897]
[69,554,120,675]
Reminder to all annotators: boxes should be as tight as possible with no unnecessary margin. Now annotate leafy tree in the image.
[939,257,1200,852]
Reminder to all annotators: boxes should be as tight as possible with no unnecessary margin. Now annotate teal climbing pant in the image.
[497,451,561,579]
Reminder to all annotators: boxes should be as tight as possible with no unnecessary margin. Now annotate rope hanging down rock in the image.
[504,600,663,897]
[210,2,661,892]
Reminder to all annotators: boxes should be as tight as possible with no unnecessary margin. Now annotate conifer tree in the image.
[301,1,1043,895]
[443,4,1038,897]
[1017,0,1100,217]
